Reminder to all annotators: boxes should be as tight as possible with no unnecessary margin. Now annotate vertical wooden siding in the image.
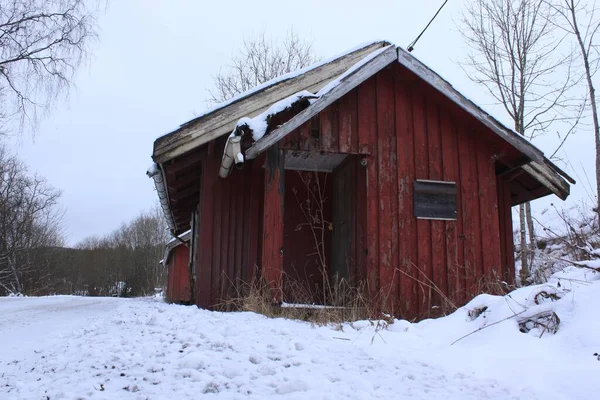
[194,63,513,319]
[280,64,507,318]
[194,148,263,309]
[262,145,285,301]
[166,245,191,304]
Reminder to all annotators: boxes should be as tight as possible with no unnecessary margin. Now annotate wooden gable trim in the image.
[153,41,390,164]
[245,45,398,159]
[395,47,545,165]
[522,161,570,200]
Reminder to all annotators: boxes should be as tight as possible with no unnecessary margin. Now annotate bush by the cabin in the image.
[523,201,599,285]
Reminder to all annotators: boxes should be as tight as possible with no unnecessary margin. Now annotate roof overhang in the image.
[150,40,574,231]
[152,41,392,165]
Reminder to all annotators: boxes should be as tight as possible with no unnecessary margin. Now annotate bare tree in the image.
[0,145,63,294]
[207,30,317,104]
[0,0,101,133]
[460,0,577,283]
[547,0,600,215]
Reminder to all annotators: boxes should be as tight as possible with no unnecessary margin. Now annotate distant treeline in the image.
[1,207,169,297]
[1,145,169,296]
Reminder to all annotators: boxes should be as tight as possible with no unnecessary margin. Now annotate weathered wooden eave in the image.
[522,161,571,201]
[395,47,545,165]
[152,41,391,164]
[246,46,548,166]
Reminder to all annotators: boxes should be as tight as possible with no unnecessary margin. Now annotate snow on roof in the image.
[166,229,191,247]
[174,40,388,131]
[222,45,394,162]
[230,90,317,142]
[316,45,393,96]
[162,229,191,267]
[146,162,160,177]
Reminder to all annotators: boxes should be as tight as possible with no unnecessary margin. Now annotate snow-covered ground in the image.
[1,267,598,400]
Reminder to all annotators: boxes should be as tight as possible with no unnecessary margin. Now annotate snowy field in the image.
[1,267,598,400]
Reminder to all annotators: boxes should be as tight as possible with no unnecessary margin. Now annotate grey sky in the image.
[7,0,594,245]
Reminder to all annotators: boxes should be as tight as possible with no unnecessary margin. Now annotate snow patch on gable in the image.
[180,40,389,127]
[231,90,317,142]
[317,45,393,96]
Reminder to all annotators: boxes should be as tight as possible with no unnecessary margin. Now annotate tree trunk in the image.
[568,0,600,218]
[519,204,528,283]
[525,201,536,269]
[8,253,22,294]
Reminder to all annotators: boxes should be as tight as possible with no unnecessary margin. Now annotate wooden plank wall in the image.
[194,146,263,309]
[166,245,192,303]
[192,63,513,319]
[497,176,516,286]
[262,145,285,301]
[280,63,508,319]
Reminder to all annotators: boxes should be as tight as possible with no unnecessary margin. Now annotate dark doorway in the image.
[282,152,365,305]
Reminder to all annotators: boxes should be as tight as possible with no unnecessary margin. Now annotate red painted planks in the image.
[330,102,340,153]
[412,88,432,317]
[298,121,312,151]
[440,110,463,305]
[227,177,239,296]
[174,247,192,303]
[375,69,399,314]
[497,177,515,286]
[355,158,368,283]
[427,102,447,315]
[394,75,418,318]
[319,107,334,152]
[247,162,263,282]
[197,157,217,308]
[212,173,225,305]
[262,144,284,301]
[457,131,482,298]
[339,89,359,154]
[475,136,502,288]
[361,92,380,296]
[358,78,377,155]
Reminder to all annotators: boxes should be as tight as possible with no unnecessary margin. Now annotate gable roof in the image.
[153,41,392,164]
[243,45,546,165]
[150,40,574,232]
[161,229,191,266]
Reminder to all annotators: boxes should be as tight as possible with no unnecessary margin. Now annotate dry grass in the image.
[215,275,398,326]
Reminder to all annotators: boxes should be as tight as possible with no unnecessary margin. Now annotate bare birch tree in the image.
[547,0,600,215]
[460,0,576,283]
[0,0,101,133]
[207,30,317,104]
[0,145,63,294]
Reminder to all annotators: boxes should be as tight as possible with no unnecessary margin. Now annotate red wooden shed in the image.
[148,41,573,319]
[163,230,192,304]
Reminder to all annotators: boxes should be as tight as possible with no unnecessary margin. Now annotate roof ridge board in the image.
[157,40,390,141]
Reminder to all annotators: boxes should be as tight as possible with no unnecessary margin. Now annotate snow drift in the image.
[1,265,598,399]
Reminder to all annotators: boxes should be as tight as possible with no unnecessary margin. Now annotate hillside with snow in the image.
[1,265,598,400]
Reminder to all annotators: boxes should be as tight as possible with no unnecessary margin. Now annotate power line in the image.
[407,0,450,52]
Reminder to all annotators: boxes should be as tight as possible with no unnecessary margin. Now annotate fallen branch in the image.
[553,257,600,272]
[451,309,527,346]
[518,311,560,337]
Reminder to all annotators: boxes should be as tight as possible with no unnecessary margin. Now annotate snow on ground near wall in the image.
[1,267,598,399]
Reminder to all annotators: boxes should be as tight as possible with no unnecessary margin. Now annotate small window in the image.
[414,180,457,220]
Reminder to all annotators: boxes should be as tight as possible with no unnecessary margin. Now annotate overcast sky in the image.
[7,0,594,245]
